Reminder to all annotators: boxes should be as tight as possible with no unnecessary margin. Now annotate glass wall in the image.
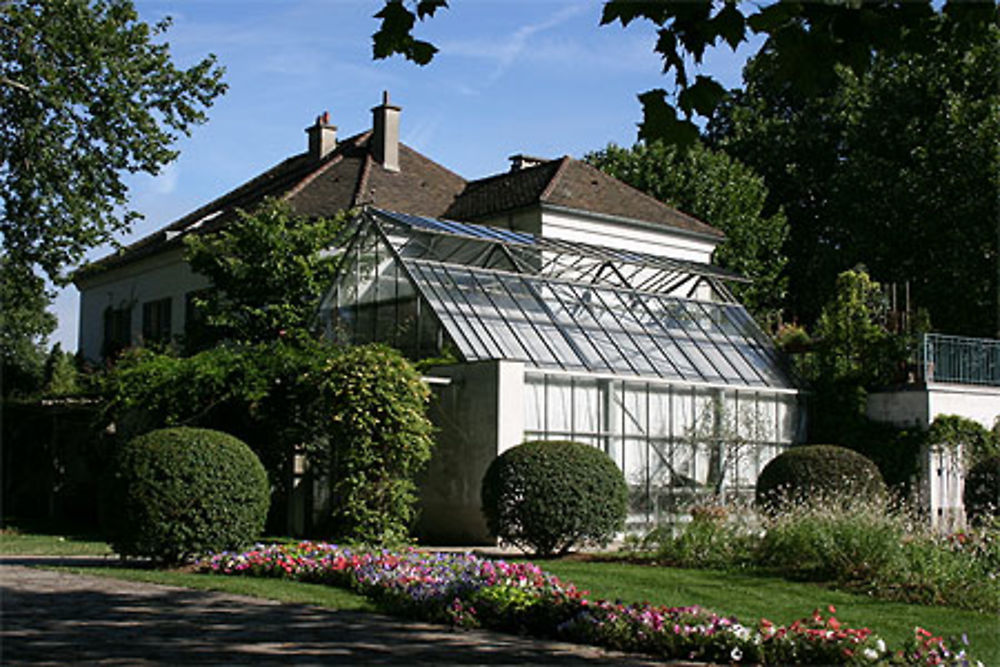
[524,371,801,530]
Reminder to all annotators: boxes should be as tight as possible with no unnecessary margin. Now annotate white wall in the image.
[471,205,718,265]
[867,384,1000,430]
[416,360,524,544]
[540,208,717,264]
[76,249,209,361]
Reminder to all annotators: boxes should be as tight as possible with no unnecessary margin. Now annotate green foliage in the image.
[3,0,226,287]
[796,268,918,442]
[0,259,56,397]
[650,509,758,570]
[964,457,1000,527]
[319,344,434,544]
[758,498,906,585]
[42,343,80,396]
[101,339,338,529]
[481,440,627,557]
[371,1,993,148]
[926,415,1000,469]
[585,141,788,323]
[755,445,886,514]
[712,16,999,336]
[184,199,347,346]
[106,427,269,563]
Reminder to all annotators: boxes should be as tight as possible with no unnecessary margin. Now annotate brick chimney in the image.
[371,91,400,172]
[305,111,337,160]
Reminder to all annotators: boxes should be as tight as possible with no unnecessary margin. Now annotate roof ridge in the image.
[283,151,345,201]
[400,142,466,182]
[463,157,560,187]
[539,155,572,201]
[354,152,375,207]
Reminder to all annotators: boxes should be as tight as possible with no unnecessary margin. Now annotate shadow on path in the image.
[0,564,670,665]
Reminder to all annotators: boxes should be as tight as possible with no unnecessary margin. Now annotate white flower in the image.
[875,639,886,652]
[863,648,879,661]
[732,624,750,640]
[731,647,743,662]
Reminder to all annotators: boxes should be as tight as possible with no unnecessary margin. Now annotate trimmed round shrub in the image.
[107,427,269,563]
[481,440,627,557]
[755,445,886,514]
[964,456,1000,526]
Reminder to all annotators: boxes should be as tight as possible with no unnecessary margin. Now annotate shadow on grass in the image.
[0,563,662,665]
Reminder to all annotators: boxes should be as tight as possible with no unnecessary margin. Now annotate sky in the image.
[50,0,759,351]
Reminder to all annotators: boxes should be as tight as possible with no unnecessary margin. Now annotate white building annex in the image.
[321,208,803,542]
[75,93,804,541]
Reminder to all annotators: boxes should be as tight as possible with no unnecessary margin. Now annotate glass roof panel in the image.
[346,209,798,390]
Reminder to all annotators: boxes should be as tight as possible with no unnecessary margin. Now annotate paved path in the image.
[0,558,674,665]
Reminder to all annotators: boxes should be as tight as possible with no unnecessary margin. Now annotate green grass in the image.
[53,565,376,612]
[0,527,112,556]
[540,560,1000,664]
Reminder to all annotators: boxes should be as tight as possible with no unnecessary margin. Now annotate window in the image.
[102,305,132,358]
[142,297,172,343]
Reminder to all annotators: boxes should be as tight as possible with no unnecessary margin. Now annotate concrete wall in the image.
[415,360,524,544]
[867,383,1000,430]
[76,249,209,361]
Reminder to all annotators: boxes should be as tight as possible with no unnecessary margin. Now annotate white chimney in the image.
[305,111,337,160]
[371,91,400,172]
[508,154,546,171]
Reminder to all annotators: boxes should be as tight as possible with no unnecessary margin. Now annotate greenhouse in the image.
[320,208,804,541]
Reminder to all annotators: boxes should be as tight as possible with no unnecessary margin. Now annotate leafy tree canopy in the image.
[710,13,999,336]
[585,141,787,325]
[371,1,995,147]
[184,199,348,347]
[1,0,226,290]
[0,258,56,396]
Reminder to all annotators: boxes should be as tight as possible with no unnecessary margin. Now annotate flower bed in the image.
[201,542,980,665]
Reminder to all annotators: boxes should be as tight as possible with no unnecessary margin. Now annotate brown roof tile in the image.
[446,156,722,239]
[76,132,466,281]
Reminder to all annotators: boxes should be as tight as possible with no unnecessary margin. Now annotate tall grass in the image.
[641,497,1000,614]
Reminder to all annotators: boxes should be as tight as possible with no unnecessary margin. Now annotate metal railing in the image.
[919,333,1000,387]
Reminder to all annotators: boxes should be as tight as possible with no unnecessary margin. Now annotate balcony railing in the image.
[919,333,1000,387]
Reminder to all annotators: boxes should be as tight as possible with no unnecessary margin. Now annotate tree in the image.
[710,14,999,336]
[184,199,348,346]
[0,258,55,397]
[586,141,787,325]
[1,0,226,291]
[371,1,995,147]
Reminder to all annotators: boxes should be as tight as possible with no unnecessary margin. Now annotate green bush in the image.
[758,498,905,583]
[927,414,1000,468]
[481,440,627,557]
[755,444,886,513]
[106,427,269,563]
[964,456,1000,526]
[320,344,434,544]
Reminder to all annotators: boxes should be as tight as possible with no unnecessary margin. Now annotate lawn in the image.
[0,524,111,556]
[540,559,1000,665]
[7,531,997,664]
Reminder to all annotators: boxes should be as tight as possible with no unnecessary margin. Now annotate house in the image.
[75,93,804,541]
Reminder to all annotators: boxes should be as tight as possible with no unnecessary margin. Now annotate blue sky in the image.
[51,0,759,351]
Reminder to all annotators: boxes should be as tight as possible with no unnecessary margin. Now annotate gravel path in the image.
[0,558,678,665]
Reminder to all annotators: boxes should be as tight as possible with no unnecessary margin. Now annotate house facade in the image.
[75,93,804,541]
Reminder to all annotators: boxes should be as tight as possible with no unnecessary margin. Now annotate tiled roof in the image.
[447,157,723,239]
[76,130,721,282]
[76,132,466,280]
